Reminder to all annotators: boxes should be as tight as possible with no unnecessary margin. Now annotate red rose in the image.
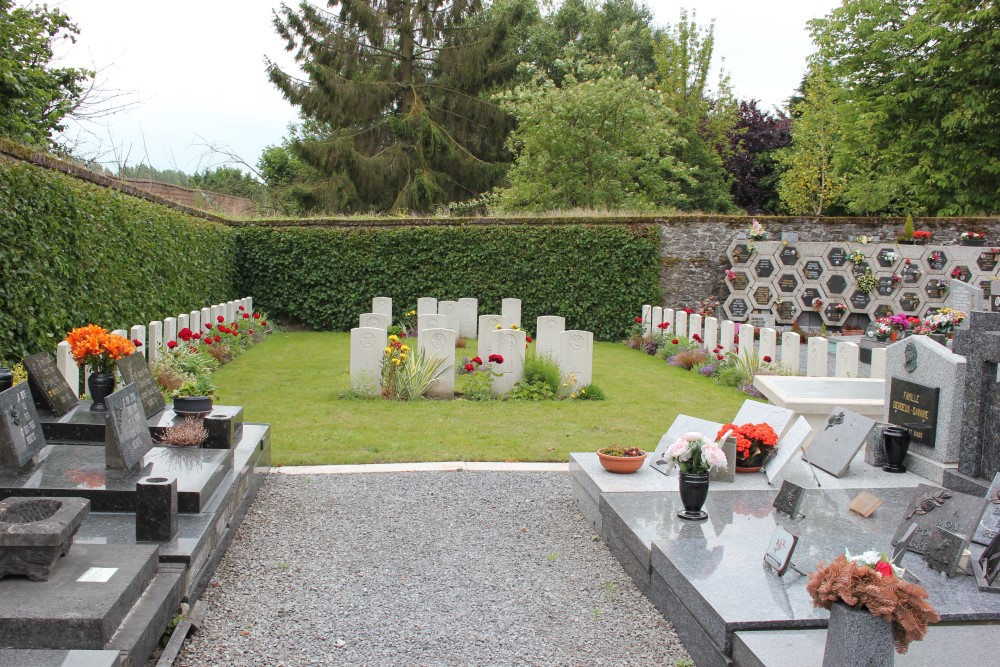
[193,333,201,340]
[875,561,893,578]
[253,312,261,319]
[248,330,254,335]
[261,321,267,326]
[206,323,213,330]
[217,315,225,322]
[167,340,178,349]
[204,338,213,345]
[472,356,482,365]
[488,353,504,364]
[214,335,221,343]
[526,335,533,343]
[132,339,142,347]
[635,316,642,323]
[464,363,474,372]
[683,307,692,314]
[239,305,245,311]
[717,354,724,360]
[763,355,772,363]
[243,313,250,319]
[178,327,192,341]
[672,339,679,345]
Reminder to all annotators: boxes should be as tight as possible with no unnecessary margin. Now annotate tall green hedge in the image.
[236,224,662,340]
[0,160,236,362]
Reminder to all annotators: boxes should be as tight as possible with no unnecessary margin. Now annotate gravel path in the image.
[178,472,691,667]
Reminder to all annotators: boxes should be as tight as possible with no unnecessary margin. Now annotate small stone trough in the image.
[0,496,90,581]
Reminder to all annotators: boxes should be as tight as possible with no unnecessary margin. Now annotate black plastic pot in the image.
[172,395,213,416]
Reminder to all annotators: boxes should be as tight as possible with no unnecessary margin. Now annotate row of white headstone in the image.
[351,297,594,398]
[50,297,254,394]
[638,304,886,380]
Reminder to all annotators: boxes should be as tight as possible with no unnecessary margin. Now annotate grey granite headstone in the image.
[884,334,965,464]
[116,353,166,418]
[104,384,154,470]
[864,422,890,467]
[23,352,78,416]
[980,531,1000,586]
[655,414,724,452]
[0,384,46,469]
[773,480,806,518]
[953,313,1000,486]
[764,417,812,485]
[804,408,875,477]
[947,280,984,316]
[891,483,987,555]
[973,473,1000,546]
[923,526,967,576]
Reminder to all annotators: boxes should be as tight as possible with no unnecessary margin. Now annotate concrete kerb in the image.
[274,462,569,474]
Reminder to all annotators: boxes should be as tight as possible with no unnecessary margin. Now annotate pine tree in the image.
[267,0,534,213]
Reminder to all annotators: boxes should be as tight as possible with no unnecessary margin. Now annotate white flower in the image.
[666,439,693,461]
[682,431,703,442]
[701,443,728,469]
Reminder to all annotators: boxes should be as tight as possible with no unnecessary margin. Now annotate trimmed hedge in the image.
[0,159,237,362]
[235,224,662,341]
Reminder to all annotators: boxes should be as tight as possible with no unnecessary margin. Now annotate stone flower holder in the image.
[0,497,90,581]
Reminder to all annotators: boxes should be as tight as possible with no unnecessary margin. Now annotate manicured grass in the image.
[214,332,751,466]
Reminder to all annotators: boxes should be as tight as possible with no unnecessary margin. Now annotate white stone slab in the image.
[641,305,652,337]
[536,316,565,361]
[147,321,162,365]
[350,327,386,396]
[738,323,755,362]
[438,300,460,333]
[359,312,389,329]
[189,310,202,333]
[501,298,522,327]
[948,280,984,315]
[55,341,77,394]
[129,325,146,359]
[458,298,478,338]
[675,310,688,338]
[417,327,455,398]
[663,309,674,334]
[806,337,827,377]
[163,317,177,344]
[704,317,718,353]
[834,341,860,377]
[200,308,211,333]
[418,313,448,332]
[558,330,593,388]
[753,375,886,435]
[764,416,813,484]
[491,329,526,396]
[652,306,663,331]
[478,314,509,342]
[655,414,725,452]
[759,328,777,364]
[177,313,189,332]
[870,347,887,380]
[417,297,438,315]
[803,407,876,477]
[720,319,735,354]
[733,400,796,439]
[781,331,800,374]
[372,297,392,318]
[689,314,703,343]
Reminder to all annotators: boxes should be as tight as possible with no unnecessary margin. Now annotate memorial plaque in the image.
[775,301,796,323]
[873,303,894,320]
[730,272,749,292]
[755,258,775,278]
[748,313,776,329]
[105,384,154,470]
[927,250,947,271]
[764,525,799,576]
[891,484,987,555]
[803,260,823,280]
[923,526,966,576]
[0,383,46,468]
[777,274,798,293]
[888,378,940,447]
[980,531,1000,585]
[901,263,921,284]
[23,352,78,415]
[805,408,875,477]
[876,277,896,297]
[801,288,822,308]
[850,491,884,518]
[731,243,752,265]
[981,280,992,298]
[752,286,773,307]
[925,279,948,300]
[827,247,847,267]
[117,353,166,418]
[972,472,1000,546]
[993,294,1000,313]
[728,298,749,319]
[851,260,871,278]
[891,524,918,563]
[826,274,847,295]
[876,248,898,268]
[779,246,799,266]
[849,290,871,310]
[773,481,805,518]
[952,265,972,283]
[764,417,812,484]
[823,303,847,322]
[898,291,921,313]
[978,252,999,272]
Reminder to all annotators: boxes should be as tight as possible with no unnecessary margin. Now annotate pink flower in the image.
[167,340,178,349]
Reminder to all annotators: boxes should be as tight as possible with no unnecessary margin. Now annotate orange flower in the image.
[63,325,135,372]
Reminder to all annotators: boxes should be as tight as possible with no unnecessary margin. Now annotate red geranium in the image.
[763,355,772,363]
[464,363,474,372]
[206,323,213,330]
[178,327,193,341]
[716,422,779,459]
[657,322,669,330]
[472,356,482,365]
[203,338,213,346]
[526,335,533,343]
[488,353,504,364]
[672,339,679,344]
[167,340,178,349]
[192,333,201,340]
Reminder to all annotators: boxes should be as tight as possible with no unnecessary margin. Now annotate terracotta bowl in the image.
[597,448,647,474]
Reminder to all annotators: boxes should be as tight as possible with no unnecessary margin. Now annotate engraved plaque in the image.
[24,352,78,415]
[888,378,940,447]
[0,383,46,468]
[117,353,166,418]
[892,484,987,555]
[105,384,154,470]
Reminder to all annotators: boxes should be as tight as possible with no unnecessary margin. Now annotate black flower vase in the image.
[0,368,13,393]
[88,372,116,412]
[882,425,910,473]
[678,471,710,521]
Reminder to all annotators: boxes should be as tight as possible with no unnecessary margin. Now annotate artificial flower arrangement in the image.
[855,235,873,245]
[848,249,867,264]
[664,432,728,473]
[922,308,966,335]
[747,219,768,241]
[64,325,136,373]
[807,549,939,653]
[960,231,986,240]
[856,270,879,293]
[716,422,778,464]
[913,230,932,241]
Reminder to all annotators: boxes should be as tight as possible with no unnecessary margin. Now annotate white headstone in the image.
[689,314,703,344]
[536,316,565,361]
[417,297,438,316]
[733,400,796,439]
[359,312,390,330]
[458,298,478,338]
[641,305,652,337]
[129,325,146,359]
[200,308,211,332]
[834,342,860,377]
[663,309,674,334]
[210,304,221,323]
[177,313,189,333]
[704,317,719,354]
[350,327,387,396]
[417,327,456,398]
[558,330,594,388]
[501,298,522,327]
[720,319,735,354]
[163,317,177,345]
[418,313,448,332]
[675,310,688,338]
[479,328,499,362]
[55,341,77,394]
[759,328,777,364]
[189,310,202,333]
[478,314,509,341]
[147,321,162,365]
[764,416,813,484]
[227,300,237,322]
[245,296,253,313]
[807,337,827,377]
[870,347,887,380]
[491,329,526,396]
[781,331,801,374]
[438,300,460,333]
[947,280,984,315]
[372,297,392,318]
[738,323,755,362]
[652,306,663,332]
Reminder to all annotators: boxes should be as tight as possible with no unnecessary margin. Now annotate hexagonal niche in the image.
[797,259,824,283]
[875,275,899,298]
[976,250,1000,273]
[774,299,798,325]
[751,285,776,309]
[754,256,777,279]
[776,273,799,294]
[850,260,873,278]
[871,303,895,320]
[777,245,801,267]
[899,260,923,285]
[798,286,825,312]
[848,290,871,312]
[724,294,751,322]
[925,248,949,273]
[896,290,922,315]
[924,278,948,301]
[825,245,850,270]
[825,272,850,296]
[874,247,901,269]
[728,242,756,267]
[980,280,994,298]
[726,269,751,293]
[821,302,849,325]
[947,263,973,283]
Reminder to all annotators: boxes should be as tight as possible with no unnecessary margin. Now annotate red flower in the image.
[734,335,740,343]
[763,355,772,363]
[233,323,239,330]
[635,316,643,323]
[526,335,533,343]
[132,339,142,347]
[488,353,504,364]
[261,321,267,326]
[204,338,213,346]
[192,333,201,340]
[472,356,482,365]
[400,331,406,337]
[206,323,213,330]
[875,561,894,577]
[178,327,193,341]
[239,305,245,311]
[253,312,261,319]
[464,363,474,372]
[717,354,724,360]
[167,340,178,349]
[693,334,702,342]
[217,315,225,323]
[214,335,221,343]
[248,330,254,335]
[672,339,679,345]
[657,322,669,330]
[683,307,693,314]
[243,313,250,319]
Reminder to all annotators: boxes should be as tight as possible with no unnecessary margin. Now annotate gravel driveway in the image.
[177,471,691,667]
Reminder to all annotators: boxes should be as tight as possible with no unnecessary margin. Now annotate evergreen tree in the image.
[267,0,534,213]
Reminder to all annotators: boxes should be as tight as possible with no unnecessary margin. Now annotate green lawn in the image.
[214,331,752,466]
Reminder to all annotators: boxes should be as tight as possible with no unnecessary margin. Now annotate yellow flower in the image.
[391,358,401,365]
[511,323,519,330]
[400,353,407,361]
[495,323,501,329]
[581,389,587,394]
[406,310,416,316]
[388,335,399,342]
[384,347,391,354]
[401,345,410,352]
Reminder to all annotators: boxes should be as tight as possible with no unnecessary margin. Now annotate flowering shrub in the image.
[64,325,136,373]
[716,422,778,460]
[664,432,728,474]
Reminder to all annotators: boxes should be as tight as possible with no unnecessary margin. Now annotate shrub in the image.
[508,379,555,401]
[157,417,208,447]
[575,384,605,400]
[523,354,561,394]
[669,349,708,370]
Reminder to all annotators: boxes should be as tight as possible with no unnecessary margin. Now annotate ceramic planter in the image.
[596,448,646,474]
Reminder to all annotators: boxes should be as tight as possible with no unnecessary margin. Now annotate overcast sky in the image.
[51,0,841,174]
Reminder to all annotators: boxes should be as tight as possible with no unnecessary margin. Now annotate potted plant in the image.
[170,375,218,415]
[596,445,647,474]
[960,231,987,246]
[807,549,938,664]
[152,347,219,415]
[156,416,208,447]
[896,214,915,244]
[716,423,778,471]
[64,325,137,411]
[913,230,932,244]
[663,432,727,520]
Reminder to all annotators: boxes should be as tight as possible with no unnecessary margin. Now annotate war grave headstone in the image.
[24,352,79,416]
[501,298,521,326]
[973,473,1000,546]
[558,330,593,388]
[417,328,456,398]
[418,313,447,332]
[458,298,478,338]
[491,329,526,396]
[104,384,154,470]
[536,316,565,361]
[350,327,387,397]
[951,312,1000,494]
[438,300,460,332]
[116,354,166,418]
[891,483,986,555]
[372,296,392,317]
[803,408,875,477]
[0,383,46,469]
[359,312,390,330]
[417,297,437,315]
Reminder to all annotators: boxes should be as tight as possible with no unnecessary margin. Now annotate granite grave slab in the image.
[0,649,122,667]
[0,383,46,469]
[104,385,154,470]
[115,354,165,418]
[891,483,987,555]
[23,352,79,416]
[803,407,875,477]
[972,472,1000,546]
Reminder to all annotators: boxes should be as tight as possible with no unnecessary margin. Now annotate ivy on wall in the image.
[236,224,662,341]
[0,160,237,362]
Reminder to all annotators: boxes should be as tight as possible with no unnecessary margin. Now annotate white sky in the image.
[50,0,841,174]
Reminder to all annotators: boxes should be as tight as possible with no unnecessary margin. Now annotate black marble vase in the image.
[87,372,116,412]
[0,368,12,392]
[882,425,910,473]
[678,472,710,521]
